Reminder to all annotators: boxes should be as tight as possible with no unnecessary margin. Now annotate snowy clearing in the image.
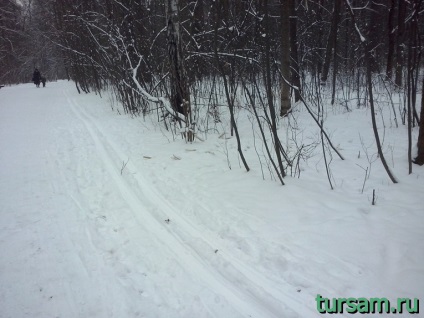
[0,81,423,318]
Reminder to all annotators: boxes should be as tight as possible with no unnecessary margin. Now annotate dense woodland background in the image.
[1,0,424,182]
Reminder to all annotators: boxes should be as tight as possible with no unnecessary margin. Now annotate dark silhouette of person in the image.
[32,68,41,88]
[41,76,46,87]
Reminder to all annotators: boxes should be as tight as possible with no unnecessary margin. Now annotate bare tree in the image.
[0,0,29,84]
[289,0,301,102]
[414,79,424,165]
[280,0,291,116]
[344,0,398,184]
[395,0,406,87]
[212,0,250,172]
[8,0,421,184]
[386,0,397,79]
[166,0,193,141]
[267,0,286,179]
[320,0,341,84]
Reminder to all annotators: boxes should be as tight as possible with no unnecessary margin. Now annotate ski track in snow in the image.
[63,90,310,318]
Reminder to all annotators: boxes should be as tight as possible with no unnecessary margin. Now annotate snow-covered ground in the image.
[0,80,423,318]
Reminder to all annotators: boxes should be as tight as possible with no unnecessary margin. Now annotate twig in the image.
[121,157,129,175]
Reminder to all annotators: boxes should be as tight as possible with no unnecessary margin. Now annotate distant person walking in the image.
[41,76,46,88]
[32,68,41,88]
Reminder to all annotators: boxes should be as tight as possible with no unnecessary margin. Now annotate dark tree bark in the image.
[190,0,204,35]
[414,79,424,165]
[212,0,250,172]
[289,0,301,102]
[267,0,286,179]
[406,2,421,171]
[395,0,406,86]
[365,32,398,183]
[368,0,385,73]
[344,0,398,184]
[407,41,413,173]
[314,0,325,75]
[280,0,291,116]
[166,0,193,141]
[386,0,397,79]
[321,0,341,83]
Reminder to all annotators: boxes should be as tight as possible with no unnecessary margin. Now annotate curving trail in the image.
[63,88,310,317]
[1,81,423,318]
[0,82,307,317]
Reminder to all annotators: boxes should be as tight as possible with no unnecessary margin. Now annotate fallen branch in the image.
[121,157,129,175]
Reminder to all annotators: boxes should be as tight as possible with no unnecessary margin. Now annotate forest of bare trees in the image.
[1,0,424,181]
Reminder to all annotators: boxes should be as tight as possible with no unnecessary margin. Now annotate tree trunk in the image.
[368,0,384,73]
[407,42,412,173]
[166,0,193,141]
[267,0,286,180]
[315,0,324,76]
[321,0,341,83]
[414,79,424,165]
[212,0,249,172]
[289,0,301,102]
[190,0,203,35]
[395,0,406,86]
[280,0,291,116]
[330,19,339,106]
[386,0,397,79]
[344,0,398,184]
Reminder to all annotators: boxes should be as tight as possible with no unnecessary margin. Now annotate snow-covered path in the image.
[0,82,300,317]
[1,81,423,318]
